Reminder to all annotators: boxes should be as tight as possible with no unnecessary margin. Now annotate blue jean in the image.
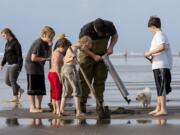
[5,64,20,96]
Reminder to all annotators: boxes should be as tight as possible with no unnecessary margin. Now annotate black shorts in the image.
[153,68,172,96]
[27,74,46,95]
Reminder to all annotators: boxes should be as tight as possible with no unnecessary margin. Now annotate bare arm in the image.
[144,44,166,58]
[51,52,62,78]
[31,54,46,62]
[81,47,102,62]
[149,44,165,54]
[107,33,118,55]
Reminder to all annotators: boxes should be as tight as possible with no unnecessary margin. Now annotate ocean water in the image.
[0,56,180,110]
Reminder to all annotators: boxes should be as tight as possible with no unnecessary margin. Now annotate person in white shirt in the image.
[144,16,172,116]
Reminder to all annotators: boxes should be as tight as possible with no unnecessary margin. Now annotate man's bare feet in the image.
[148,109,160,115]
[30,108,43,113]
[36,107,43,112]
[154,111,168,116]
[38,108,43,112]
[30,108,38,113]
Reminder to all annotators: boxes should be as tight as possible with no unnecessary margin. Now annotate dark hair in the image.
[1,28,16,39]
[148,16,161,28]
[93,18,105,33]
[54,34,71,50]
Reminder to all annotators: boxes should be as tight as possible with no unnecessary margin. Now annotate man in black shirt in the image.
[79,18,118,113]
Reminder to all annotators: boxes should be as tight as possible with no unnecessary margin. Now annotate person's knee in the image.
[95,92,104,99]
[9,81,18,87]
[93,81,105,88]
[5,80,11,86]
[74,90,81,98]
[81,83,91,94]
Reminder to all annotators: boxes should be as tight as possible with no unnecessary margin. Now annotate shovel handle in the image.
[79,65,103,106]
[68,46,101,106]
[79,66,96,98]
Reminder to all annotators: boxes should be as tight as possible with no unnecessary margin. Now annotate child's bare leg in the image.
[30,119,36,126]
[161,96,167,112]
[52,99,56,114]
[29,95,38,113]
[74,96,85,117]
[149,96,161,115]
[55,100,60,114]
[35,118,42,126]
[154,96,167,116]
[60,97,66,115]
[34,95,43,112]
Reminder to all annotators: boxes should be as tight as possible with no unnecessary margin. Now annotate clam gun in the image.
[102,54,131,104]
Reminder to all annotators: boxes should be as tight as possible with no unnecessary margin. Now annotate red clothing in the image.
[48,72,62,100]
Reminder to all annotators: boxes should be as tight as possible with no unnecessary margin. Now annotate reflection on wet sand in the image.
[136,119,152,124]
[51,119,64,127]
[49,118,111,127]
[156,117,167,125]
[2,117,176,128]
[0,103,172,128]
[49,119,74,127]
[28,118,112,127]
[30,119,43,127]
[6,118,19,127]
[136,118,167,125]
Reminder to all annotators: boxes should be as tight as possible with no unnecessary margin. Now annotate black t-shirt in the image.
[25,38,50,75]
[79,19,117,40]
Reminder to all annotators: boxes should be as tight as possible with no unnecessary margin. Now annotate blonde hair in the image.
[57,33,66,40]
[79,36,92,49]
[41,26,55,39]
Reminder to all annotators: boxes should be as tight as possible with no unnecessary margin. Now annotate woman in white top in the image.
[144,16,172,116]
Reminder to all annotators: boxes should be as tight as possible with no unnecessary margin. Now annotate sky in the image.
[0,0,180,54]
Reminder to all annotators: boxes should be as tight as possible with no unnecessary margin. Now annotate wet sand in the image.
[0,56,180,134]
[1,106,180,120]
[0,106,180,135]
[0,123,179,135]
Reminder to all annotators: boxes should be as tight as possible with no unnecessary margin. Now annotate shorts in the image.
[61,65,82,98]
[48,72,62,100]
[153,68,172,96]
[27,74,46,95]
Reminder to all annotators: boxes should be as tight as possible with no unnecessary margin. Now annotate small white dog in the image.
[136,87,151,108]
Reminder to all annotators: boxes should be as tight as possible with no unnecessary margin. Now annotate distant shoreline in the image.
[0,53,180,58]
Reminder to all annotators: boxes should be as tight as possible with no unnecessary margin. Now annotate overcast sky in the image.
[0,0,180,54]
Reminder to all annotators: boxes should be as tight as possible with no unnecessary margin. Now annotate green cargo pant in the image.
[79,38,109,103]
